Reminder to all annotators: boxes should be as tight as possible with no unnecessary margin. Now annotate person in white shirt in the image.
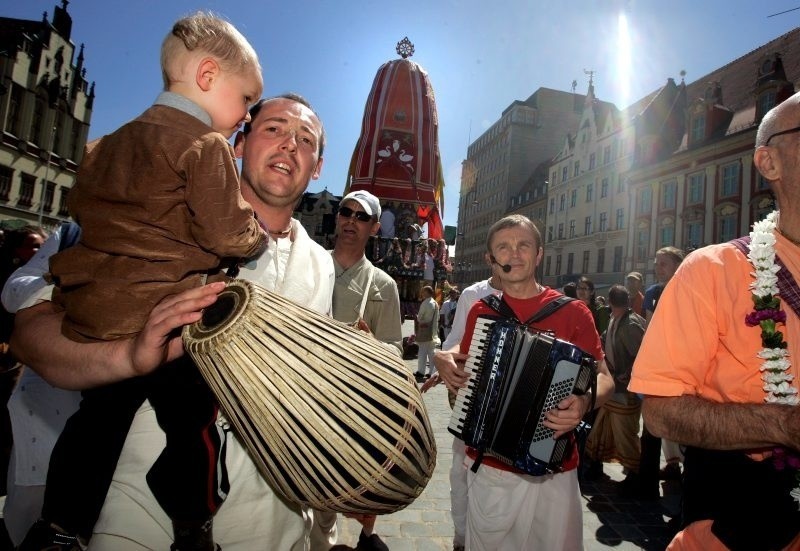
[429,272,502,551]
[10,94,335,551]
[438,288,459,342]
[413,286,439,382]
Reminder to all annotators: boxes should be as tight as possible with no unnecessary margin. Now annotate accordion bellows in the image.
[182,279,437,514]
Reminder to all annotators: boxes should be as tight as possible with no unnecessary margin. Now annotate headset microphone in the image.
[490,255,512,273]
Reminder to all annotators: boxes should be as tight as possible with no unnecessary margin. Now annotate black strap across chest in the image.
[480,293,575,326]
[731,236,800,318]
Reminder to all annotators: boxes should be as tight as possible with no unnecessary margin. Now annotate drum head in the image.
[184,280,249,342]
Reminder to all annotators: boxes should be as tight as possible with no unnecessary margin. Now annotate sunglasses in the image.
[765,124,800,146]
[338,206,372,222]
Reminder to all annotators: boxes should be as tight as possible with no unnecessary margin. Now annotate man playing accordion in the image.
[437,214,614,550]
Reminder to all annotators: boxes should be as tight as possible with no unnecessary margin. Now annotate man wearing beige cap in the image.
[625,271,645,317]
[326,189,401,551]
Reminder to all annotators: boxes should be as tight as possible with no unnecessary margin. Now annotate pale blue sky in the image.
[6,1,799,229]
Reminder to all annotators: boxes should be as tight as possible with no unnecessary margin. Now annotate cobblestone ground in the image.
[334,351,682,551]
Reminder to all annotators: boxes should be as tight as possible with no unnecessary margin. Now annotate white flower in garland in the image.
[748,212,798,406]
[747,211,800,508]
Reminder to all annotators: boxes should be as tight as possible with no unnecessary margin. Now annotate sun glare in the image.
[615,12,632,108]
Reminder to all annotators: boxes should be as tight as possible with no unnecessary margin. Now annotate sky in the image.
[5,1,800,231]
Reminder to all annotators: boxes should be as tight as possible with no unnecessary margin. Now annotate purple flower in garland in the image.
[773,447,800,471]
[746,308,787,326]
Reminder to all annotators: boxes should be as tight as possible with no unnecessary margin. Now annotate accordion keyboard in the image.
[448,316,495,437]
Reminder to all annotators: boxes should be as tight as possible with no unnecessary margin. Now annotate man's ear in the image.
[312,156,324,180]
[196,57,220,91]
[233,131,245,158]
[754,145,780,182]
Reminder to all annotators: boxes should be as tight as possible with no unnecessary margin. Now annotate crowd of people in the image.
[1,10,800,551]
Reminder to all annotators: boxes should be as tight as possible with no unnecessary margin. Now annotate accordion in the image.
[448,314,596,475]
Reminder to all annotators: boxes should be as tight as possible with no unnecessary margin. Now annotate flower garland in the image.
[745,211,800,506]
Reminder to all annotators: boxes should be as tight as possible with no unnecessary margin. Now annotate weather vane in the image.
[396,37,414,59]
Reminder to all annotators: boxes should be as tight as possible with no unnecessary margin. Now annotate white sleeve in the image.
[2,231,60,313]
[442,288,478,350]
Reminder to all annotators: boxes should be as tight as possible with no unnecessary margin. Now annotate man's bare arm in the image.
[11,282,225,390]
[545,358,614,438]
[643,394,800,451]
[432,347,469,393]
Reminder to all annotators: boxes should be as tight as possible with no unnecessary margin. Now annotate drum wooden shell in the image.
[182,279,437,514]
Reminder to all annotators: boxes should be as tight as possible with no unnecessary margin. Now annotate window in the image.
[754,199,774,224]
[569,219,576,238]
[551,171,558,184]
[688,172,705,204]
[570,190,577,207]
[599,212,608,232]
[545,256,551,276]
[603,145,611,165]
[58,186,70,216]
[601,178,608,198]
[70,122,81,161]
[756,174,770,191]
[616,208,625,230]
[586,183,594,202]
[758,90,776,118]
[558,223,564,239]
[661,180,677,210]
[613,246,623,273]
[556,254,562,275]
[582,250,590,274]
[561,166,568,182]
[719,213,737,242]
[584,216,592,235]
[0,166,11,201]
[636,230,650,262]
[686,221,704,249]
[617,175,624,194]
[596,248,605,273]
[660,225,674,247]
[8,84,24,137]
[31,96,46,147]
[721,163,740,197]
[638,187,652,215]
[18,174,35,207]
[567,253,574,274]
[559,194,566,211]
[573,162,580,177]
[589,153,596,170]
[549,198,555,214]
[547,226,553,242]
[42,181,55,213]
[690,115,706,144]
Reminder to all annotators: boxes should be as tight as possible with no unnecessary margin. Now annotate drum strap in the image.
[357,264,376,320]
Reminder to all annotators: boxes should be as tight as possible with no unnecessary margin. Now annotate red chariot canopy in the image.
[345,40,445,239]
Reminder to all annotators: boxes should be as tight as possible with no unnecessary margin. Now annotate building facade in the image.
[540,80,645,290]
[454,88,587,287]
[457,27,800,294]
[0,1,93,231]
[625,30,799,284]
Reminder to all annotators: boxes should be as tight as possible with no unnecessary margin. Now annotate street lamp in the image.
[37,123,57,227]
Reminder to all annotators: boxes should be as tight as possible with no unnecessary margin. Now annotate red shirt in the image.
[460,287,603,473]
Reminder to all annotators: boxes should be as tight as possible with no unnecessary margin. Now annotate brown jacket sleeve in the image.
[183,136,266,259]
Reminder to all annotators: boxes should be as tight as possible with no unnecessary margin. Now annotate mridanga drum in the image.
[182,279,436,514]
